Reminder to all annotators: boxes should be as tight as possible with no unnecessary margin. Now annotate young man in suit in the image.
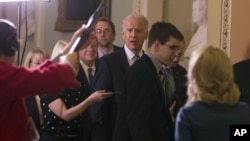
[165,46,187,120]
[113,22,185,141]
[90,13,148,141]
[94,17,121,58]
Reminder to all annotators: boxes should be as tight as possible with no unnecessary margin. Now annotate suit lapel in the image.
[77,65,91,92]
[143,55,168,110]
[119,48,130,72]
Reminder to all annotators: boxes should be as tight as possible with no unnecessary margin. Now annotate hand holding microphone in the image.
[52,0,105,76]
[59,52,79,77]
[50,24,86,62]
[59,24,86,56]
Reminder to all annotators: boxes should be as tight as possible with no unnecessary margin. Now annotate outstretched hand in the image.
[89,90,113,103]
[169,101,176,122]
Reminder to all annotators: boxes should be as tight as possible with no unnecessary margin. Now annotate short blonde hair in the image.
[186,45,240,106]
[23,48,49,68]
[50,40,68,60]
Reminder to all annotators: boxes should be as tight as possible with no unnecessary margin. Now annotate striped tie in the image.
[162,66,175,104]
[159,70,168,106]
[132,54,140,63]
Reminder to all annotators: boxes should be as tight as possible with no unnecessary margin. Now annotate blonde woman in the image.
[175,45,250,141]
[23,48,49,68]
[23,48,50,140]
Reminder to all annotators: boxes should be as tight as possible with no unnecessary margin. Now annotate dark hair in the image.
[0,19,19,56]
[148,22,184,48]
[96,17,116,34]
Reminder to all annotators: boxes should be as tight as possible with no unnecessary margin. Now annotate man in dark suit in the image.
[25,96,43,140]
[233,59,250,105]
[165,46,187,119]
[94,17,121,58]
[90,13,149,141]
[171,65,187,117]
[113,22,185,141]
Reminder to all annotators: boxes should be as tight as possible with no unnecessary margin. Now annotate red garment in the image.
[0,60,80,141]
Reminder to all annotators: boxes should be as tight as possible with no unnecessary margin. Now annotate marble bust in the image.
[180,0,207,70]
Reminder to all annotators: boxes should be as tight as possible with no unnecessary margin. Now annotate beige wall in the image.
[0,0,133,55]
[40,0,133,54]
[0,0,192,55]
[207,0,222,48]
[163,0,193,46]
[230,0,250,64]
[1,0,250,64]
[207,0,250,64]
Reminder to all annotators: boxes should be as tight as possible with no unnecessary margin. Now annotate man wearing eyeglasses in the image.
[113,22,185,141]
[94,17,121,58]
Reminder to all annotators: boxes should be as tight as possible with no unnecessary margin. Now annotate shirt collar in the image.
[80,60,96,73]
[145,51,162,73]
[98,47,114,58]
[124,44,143,60]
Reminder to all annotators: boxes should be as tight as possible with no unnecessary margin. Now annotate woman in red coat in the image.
[0,19,79,141]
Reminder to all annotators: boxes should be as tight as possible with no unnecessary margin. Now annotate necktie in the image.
[163,67,175,104]
[132,54,140,63]
[159,70,167,106]
[88,68,94,85]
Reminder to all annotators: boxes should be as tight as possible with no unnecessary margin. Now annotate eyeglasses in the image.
[95,29,111,34]
[31,61,42,65]
[164,43,179,51]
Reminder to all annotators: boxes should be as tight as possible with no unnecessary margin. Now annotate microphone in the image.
[68,0,105,53]
[51,0,105,62]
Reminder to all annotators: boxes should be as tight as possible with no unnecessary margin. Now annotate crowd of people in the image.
[1,7,250,141]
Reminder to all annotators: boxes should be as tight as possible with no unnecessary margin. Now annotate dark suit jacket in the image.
[233,59,250,105]
[90,48,130,141]
[25,96,42,141]
[97,45,121,59]
[62,65,93,140]
[171,64,187,117]
[113,54,174,141]
[113,45,121,51]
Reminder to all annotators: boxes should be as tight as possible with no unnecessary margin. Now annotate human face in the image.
[78,34,98,66]
[122,17,148,53]
[95,21,115,48]
[192,0,207,26]
[29,53,45,68]
[168,41,185,67]
[157,36,183,66]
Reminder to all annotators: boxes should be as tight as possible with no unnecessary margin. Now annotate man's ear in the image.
[153,40,161,52]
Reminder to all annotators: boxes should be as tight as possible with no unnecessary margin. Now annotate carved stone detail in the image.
[221,0,232,55]
[133,0,142,13]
